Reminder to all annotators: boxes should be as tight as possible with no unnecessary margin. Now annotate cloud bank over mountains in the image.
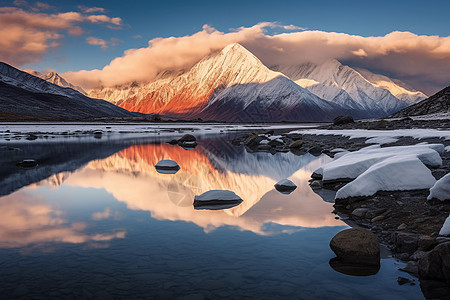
[63,23,450,94]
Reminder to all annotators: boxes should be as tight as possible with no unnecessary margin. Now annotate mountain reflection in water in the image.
[0,137,424,299]
[0,138,340,248]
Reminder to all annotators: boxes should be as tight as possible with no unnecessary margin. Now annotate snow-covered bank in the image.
[428,174,450,201]
[313,144,444,199]
[290,128,450,145]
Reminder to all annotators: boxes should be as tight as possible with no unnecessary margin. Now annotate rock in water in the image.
[155,160,180,174]
[178,134,196,142]
[329,228,380,266]
[17,159,38,168]
[193,190,243,210]
[427,173,450,201]
[333,115,354,125]
[26,134,38,140]
[178,134,197,148]
[274,179,297,194]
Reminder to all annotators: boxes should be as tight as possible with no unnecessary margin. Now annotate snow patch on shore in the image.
[291,129,450,145]
[428,173,450,201]
[440,215,450,236]
[313,144,443,199]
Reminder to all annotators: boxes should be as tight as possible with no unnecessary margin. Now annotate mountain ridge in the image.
[88,43,426,121]
[0,62,137,119]
[390,86,450,118]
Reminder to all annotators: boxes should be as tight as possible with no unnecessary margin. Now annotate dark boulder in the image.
[308,146,323,156]
[289,140,303,149]
[333,115,354,125]
[330,228,380,266]
[178,134,196,142]
[418,242,450,284]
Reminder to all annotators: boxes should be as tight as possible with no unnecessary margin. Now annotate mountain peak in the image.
[221,42,248,53]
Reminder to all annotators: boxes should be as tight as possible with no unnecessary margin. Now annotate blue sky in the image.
[4,0,448,73]
[0,0,449,94]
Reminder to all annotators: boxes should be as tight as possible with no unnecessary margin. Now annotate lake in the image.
[0,124,423,299]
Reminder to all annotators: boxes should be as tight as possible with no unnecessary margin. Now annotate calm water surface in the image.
[0,132,423,299]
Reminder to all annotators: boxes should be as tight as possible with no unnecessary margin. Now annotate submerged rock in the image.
[329,228,380,266]
[289,140,303,149]
[155,160,180,174]
[274,179,297,194]
[193,190,243,210]
[16,159,38,168]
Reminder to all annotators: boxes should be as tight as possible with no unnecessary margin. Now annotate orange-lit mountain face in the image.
[90,43,282,116]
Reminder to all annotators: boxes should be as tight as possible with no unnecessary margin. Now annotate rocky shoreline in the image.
[229,118,450,299]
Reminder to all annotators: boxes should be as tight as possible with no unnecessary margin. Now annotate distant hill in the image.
[390,86,450,118]
[0,62,137,120]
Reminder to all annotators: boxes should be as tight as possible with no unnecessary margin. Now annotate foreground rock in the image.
[155,160,180,174]
[193,190,243,210]
[329,228,380,266]
[418,242,450,285]
[274,179,297,194]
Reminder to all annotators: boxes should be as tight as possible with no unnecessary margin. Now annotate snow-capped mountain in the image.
[91,43,284,115]
[354,68,426,104]
[89,44,426,121]
[0,62,136,119]
[272,59,426,116]
[89,43,350,121]
[23,69,87,95]
[198,76,348,122]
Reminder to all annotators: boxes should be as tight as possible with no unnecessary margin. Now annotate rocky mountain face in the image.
[390,86,450,118]
[0,62,137,119]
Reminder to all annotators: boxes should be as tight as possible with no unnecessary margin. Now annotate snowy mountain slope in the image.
[272,59,425,116]
[23,69,87,95]
[196,76,350,122]
[90,43,285,116]
[390,86,450,118]
[355,68,426,103]
[87,43,426,121]
[0,62,136,119]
